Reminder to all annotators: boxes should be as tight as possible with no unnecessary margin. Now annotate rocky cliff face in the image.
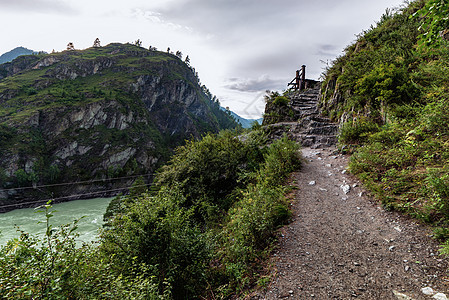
[0,43,237,211]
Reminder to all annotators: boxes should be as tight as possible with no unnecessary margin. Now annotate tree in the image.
[93,38,101,47]
[135,39,142,47]
[149,45,157,51]
[185,55,190,65]
[15,169,29,187]
[175,50,183,59]
[67,42,75,51]
[167,47,170,53]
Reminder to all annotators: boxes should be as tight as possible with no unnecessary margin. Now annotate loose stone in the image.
[340,184,351,194]
[433,293,448,300]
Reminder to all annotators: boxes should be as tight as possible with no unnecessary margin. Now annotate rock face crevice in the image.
[263,85,338,148]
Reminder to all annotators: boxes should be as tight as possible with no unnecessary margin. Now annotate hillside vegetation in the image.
[321,0,449,246]
[0,43,237,210]
[0,128,301,299]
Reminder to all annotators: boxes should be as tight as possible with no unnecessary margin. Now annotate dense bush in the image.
[272,96,289,106]
[0,203,163,299]
[101,187,210,298]
[338,117,380,145]
[154,131,265,224]
[0,129,302,299]
[262,91,296,125]
[101,132,301,298]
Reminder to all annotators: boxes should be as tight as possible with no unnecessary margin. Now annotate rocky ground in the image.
[251,146,449,299]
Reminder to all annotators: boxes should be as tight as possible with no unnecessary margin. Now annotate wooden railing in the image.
[288,65,306,91]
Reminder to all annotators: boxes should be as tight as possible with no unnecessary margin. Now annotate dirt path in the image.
[253,146,449,299]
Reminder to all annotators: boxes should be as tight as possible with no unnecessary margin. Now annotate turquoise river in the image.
[0,197,112,246]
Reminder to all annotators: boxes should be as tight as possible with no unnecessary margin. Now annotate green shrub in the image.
[0,202,163,299]
[420,99,449,136]
[259,135,301,186]
[368,125,403,146]
[101,187,211,299]
[14,169,31,187]
[272,96,289,106]
[224,183,289,263]
[154,131,265,224]
[354,63,419,109]
[415,0,449,49]
[339,117,380,144]
[102,130,301,298]
[426,169,449,218]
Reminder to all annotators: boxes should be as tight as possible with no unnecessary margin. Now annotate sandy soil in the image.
[251,146,449,299]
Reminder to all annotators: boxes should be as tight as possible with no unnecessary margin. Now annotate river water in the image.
[0,197,113,246]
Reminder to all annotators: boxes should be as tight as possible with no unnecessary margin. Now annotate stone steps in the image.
[264,86,338,148]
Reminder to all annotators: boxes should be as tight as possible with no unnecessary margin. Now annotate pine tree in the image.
[93,38,101,47]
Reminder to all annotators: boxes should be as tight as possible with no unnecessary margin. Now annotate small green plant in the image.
[433,227,449,241]
[0,201,85,298]
[339,117,380,145]
[414,0,449,49]
[272,96,289,106]
[426,169,449,218]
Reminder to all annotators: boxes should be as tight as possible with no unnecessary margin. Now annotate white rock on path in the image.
[393,290,412,300]
[340,184,351,194]
[422,287,435,295]
[433,293,448,300]
[309,181,316,186]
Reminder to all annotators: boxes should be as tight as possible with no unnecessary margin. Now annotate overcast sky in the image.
[0,0,406,118]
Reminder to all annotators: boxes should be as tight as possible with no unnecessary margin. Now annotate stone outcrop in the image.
[263,85,338,148]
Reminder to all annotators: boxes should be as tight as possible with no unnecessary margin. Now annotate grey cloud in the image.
[316,44,340,57]
[155,0,324,39]
[0,0,77,14]
[236,46,309,75]
[225,75,285,92]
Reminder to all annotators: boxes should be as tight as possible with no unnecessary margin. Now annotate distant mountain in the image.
[0,43,238,211]
[220,107,262,128]
[0,47,37,64]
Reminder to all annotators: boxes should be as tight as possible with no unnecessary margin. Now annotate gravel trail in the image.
[253,146,449,299]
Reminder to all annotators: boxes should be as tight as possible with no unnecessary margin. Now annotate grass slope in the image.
[321,0,449,243]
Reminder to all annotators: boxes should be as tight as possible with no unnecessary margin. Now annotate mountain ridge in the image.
[0,46,38,65]
[0,43,238,211]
